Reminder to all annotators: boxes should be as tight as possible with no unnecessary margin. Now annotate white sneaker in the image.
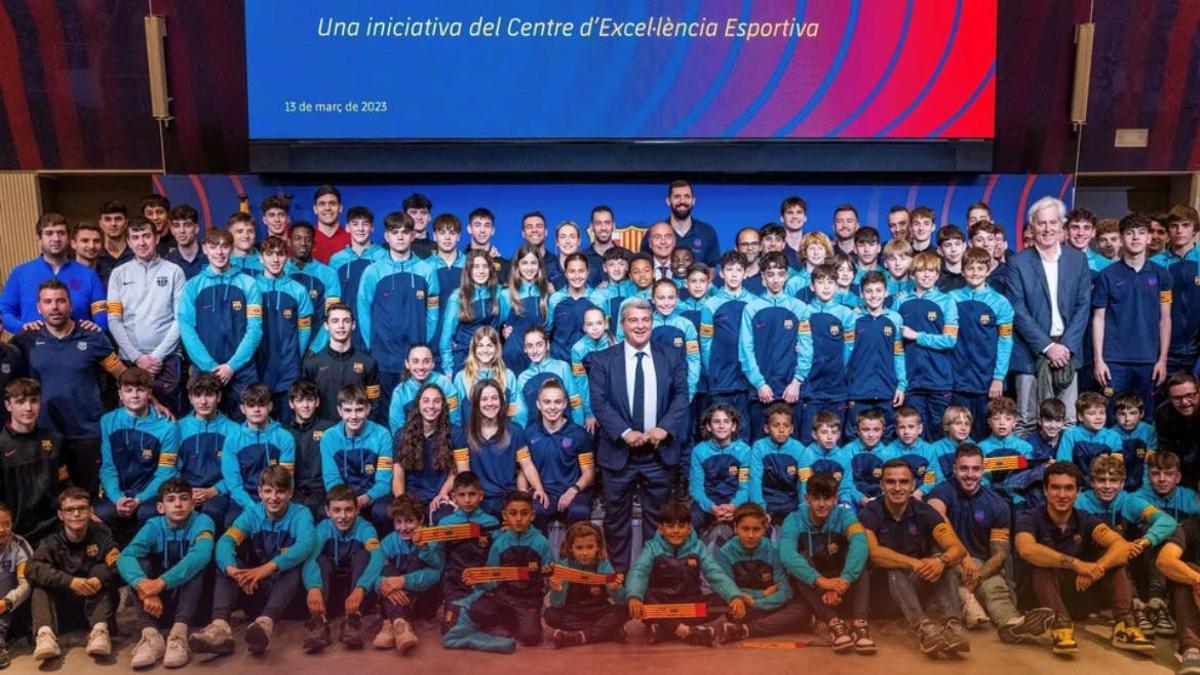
[393,618,418,654]
[372,619,395,649]
[163,632,191,668]
[959,587,990,629]
[245,616,274,655]
[33,627,60,662]
[87,623,112,657]
[131,628,165,669]
[188,620,234,655]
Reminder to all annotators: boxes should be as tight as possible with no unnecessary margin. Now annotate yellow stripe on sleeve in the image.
[91,300,108,315]
[699,323,714,337]
[365,385,381,399]
[377,456,394,471]
[989,528,1010,542]
[1141,505,1161,521]
[226,527,246,545]
[297,316,312,328]
[100,353,121,370]
[158,453,177,467]
[893,341,904,354]
[516,447,531,462]
[195,531,214,542]
[571,363,586,376]
[365,538,381,551]
[943,325,958,337]
[797,320,811,334]
[106,301,124,316]
[105,548,120,566]
[844,522,865,538]
[447,395,459,410]
[1161,290,1173,304]
[246,304,263,318]
[738,467,749,483]
[578,453,595,467]
[998,324,1013,337]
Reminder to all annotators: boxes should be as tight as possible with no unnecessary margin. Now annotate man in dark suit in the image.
[1006,196,1093,435]
[588,298,690,571]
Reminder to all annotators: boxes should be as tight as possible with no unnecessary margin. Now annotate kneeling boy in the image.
[374,494,443,654]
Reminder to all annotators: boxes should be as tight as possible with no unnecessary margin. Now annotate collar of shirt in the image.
[1036,244,1062,263]
[624,341,651,361]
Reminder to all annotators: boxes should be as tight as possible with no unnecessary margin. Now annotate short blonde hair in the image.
[942,405,972,430]
[912,251,942,273]
[883,238,913,259]
[801,232,834,259]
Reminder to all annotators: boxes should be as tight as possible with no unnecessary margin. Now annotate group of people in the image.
[0,179,1199,672]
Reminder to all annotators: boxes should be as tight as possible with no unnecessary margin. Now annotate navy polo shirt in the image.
[1093,259,1172,363]
[13,325,119,438]
[1014,506,1106,560]
[471,425,530,500]
[927,481,1011,560]
[525,419,591,497]
[858,497,946,559]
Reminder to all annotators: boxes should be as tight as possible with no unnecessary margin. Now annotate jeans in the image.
[887,568,963,628]
[967,557,1020,626]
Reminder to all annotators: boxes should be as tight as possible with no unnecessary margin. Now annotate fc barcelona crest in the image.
[927,311,939,321]
[353,362,365,373]
[416,290,425,299]
[830,325,840,336]
[980,315,991,325]
[142,448,154,460]
[673,337,683,347]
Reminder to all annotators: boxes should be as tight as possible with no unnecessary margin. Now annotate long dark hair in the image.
[467,378,508,452]
[458,249,500,323]
[396,383,453,473]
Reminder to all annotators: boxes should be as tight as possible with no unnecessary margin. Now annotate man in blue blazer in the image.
[1005,196,1093,434]
[588,298,690,571]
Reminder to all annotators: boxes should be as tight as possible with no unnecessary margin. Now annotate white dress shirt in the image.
[623,340,657,435]
[1037,244,1064,338]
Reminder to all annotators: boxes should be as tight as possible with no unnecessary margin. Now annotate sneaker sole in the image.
[1001,607,1056,644]
[1052,645,1078,655]
[245,625,270,655]
[187,634,234,656]
[1112,641,1156,653]
[853,643,877,655]
[831,640,854,653]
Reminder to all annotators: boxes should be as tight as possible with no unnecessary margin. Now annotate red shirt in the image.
[312,225,350,264]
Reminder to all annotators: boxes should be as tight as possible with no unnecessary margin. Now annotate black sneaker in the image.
[552,629,587,649]
[1152,605,1177,637]
[721,622,749,643]
[340,613,365,649]
[684,625,716,647]
[999,607,1056,644]
[940,618,971,654]
[302,616,332,653]
[917,621,948,656]
[1133,608,1156,637]
[851,620,877,655]
[829,618,854,653]
[0,644,9,669]
[645,623,667,644]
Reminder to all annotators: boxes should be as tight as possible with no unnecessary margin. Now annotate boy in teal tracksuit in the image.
[176,372,239,527]
[778,472,873,654]
[717,503,808,642]
[748,402,808,524]
[96,368,181,527]
[319,386,394,531]
[220,384,296,527]
[117,479,215,669]
[301,485,385,653]
[373,494,444,653]
[625,499,750,646]
[438,473,500,634]
[467,491,555,647]
[190,465,316,657]
[255,236,314,420]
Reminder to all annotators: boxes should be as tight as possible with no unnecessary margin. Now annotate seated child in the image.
[0,504,31,668]
[930,405,973,479]
[189,465,316,656]
[220,383,296,526]
[0,378,68,544]
[1056,392,1123,486]
[175,372,239,527]
[625,499,749,646]
[748,402,806,524]
[286,379,335,518]
[718,503,812,643]
[800,412,853,498]
[373,494,444,654]
[320,385,394,531]
[467,491,554,647]
[976,397,1036,488]
[779,472,873,654]
[96,367,181,528]
[301,485,384,653]
[544,521,626,649]
[439,472,500,634]
[28,487,120,663]
[117,479,216,669]
[1112,393,1158,492]
[843,410,890,507]
[689,404,751,534]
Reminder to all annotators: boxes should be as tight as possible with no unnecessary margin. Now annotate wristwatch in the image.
[937,553,951,565]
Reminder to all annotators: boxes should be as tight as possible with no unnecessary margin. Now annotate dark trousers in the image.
[133,558,207,630]
[31,585,114,633]
[271,391,293,425]
[62,436,102,498]
[544,603,626,643]
[94,498,160,536]
[1174,563,1200,652]
[197,494,231,530]
[708,392,750,443]
[294,487,326,522]
[534,489,594,533]
[379,569,439,622]
[1030,566,1132,622]
[845,399,896,441]
[316,547,369,618]
[0,574,14,639]
[379,371,405,413]
[642,591,719,635]
[741,599,815,637]
[204,365,258,423]
[1105,362,1157,415]
[602,454,675,572]
[951,392,991,440]
[468,592,543,646]
[799,400,847,445]
[907,390,952,441]
[212,567,301,622]
[793,574,871,623]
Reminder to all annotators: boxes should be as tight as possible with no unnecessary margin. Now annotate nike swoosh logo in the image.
[3,450,16,458]
[123,281,135,285]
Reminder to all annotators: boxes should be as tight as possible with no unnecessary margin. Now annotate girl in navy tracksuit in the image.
[544,522,626,648]
[503,244,551,375]
[439,250,512,375]
[465,379,549,518]
[391,382,469,521]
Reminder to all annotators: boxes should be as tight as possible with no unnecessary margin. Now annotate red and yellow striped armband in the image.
[842,329,856,343]
[998,323,1013,338]
[365,538,381,552]
[1141,505,1161,521]
[1161,290,1173,304]
[844,522,865,538]
[571,362,586,376]
[569,394,583,408]
[551,565,616,585]
[365,385,381,400]
[685,340,699,355]
[738,467,750,483]
[90,300,108,316]
[297,316,312,329]
[797,320,811,335]
[516,446,531,462]
[324,296,340,309]
[507,403,517,417]
[413,522,481,544]
[100,353,122,371]
[452,448,469,465]
[105,547,120,566]
[983,455,1028,472]
[447,395,459,410]
[463,566,530,585]
[157,452,178,467]
[246,304,263,319]
[195,531,214,542]
[989,528,1010,543]
[943,325,958,337]
[106,301,124,317]
[577,452,595,468]
[699,323,714,338]
[893,341,904,354]
[798,467,813,482]
[642,603,708,619]
[426,295,440,309]
[376,456,394,471]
